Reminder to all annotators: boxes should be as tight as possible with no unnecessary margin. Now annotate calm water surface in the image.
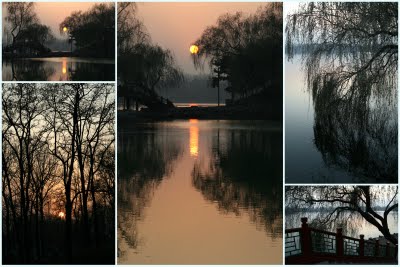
[118,120,282,264]
[285,57,397,183]
[3,57,114,81]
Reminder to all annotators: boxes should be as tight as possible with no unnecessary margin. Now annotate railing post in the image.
[374,239,380,257]
[300,217,312,257]
[359,235,365,257]
[336,228,344,257]
[385,242,390,258]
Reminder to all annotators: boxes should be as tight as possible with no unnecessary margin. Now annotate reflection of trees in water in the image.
[286,3,398,182]
[313,78,397,182]
[117,126,181,258]
[3,60,115,81]
[4,60,55,81]
[68,62,115,81]
[192,127,282,238]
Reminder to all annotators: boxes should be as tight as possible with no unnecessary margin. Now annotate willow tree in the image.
[117,2,148,54]
[193,3,283,102]
[286,186,398,245]
[286,2,398,91]
[4,2,38,48]
[286,2,398,182]
[60,3,115,58]
[117,3,183,110]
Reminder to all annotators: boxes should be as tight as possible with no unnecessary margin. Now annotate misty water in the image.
[285,56,397,183]
[118,120,282,264]
[286,211,398,241]
[2,57,114,81]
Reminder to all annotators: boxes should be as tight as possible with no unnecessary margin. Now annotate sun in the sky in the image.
[190,45,199,54]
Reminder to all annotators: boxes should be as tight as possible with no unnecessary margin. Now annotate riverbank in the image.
[118,104,282,122]
[3,51,73,59]
[3,51,115,60]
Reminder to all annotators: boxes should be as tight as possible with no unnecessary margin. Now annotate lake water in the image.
[286,211,398,240]
[285,57,397,183]
[118,120,283,264]
[2,57,114,81]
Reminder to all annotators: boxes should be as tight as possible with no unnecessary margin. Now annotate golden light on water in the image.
[190,45,199,54]
[62,58,67,74]
[58,211,65,219]
[189,119,199,157]
[63,26,68,32]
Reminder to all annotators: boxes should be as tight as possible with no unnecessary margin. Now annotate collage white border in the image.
[0,0,398,266]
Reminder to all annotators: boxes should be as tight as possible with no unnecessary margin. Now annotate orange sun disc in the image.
[190,45,199,54]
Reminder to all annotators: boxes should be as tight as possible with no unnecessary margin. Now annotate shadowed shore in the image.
[118,104,282,122]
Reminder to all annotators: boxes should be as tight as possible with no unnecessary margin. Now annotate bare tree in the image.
[2,83,115,264]
[2,84,49,262]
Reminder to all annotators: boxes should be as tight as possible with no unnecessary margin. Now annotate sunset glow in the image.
[190,45,199,54]
[58,211,65,219]
[62,58,67,74]
[189,119,199,157]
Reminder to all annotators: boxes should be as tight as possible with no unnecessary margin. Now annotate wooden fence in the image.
[285,217,397,264]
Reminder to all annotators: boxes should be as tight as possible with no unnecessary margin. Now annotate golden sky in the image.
[135,2,266,75]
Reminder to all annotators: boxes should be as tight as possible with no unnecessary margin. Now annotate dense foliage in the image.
[60,3,115,58]
[193,3,283,102]
[3,3,54,55]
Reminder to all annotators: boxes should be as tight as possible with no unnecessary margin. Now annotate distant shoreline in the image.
[2,51,114,60]
[118,105,283,122]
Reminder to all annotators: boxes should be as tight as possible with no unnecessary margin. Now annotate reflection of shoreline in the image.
[2,57,115,81]
[191,123,283,238]
[286,56,397,183]
[118,109,284,121]
[3,57,115,64]
[118,125,182,257]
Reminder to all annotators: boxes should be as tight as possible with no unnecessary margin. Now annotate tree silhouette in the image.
[60,3,115,58]
[193,3,282,102]
[286,2,398,182]
[286,2,397,105]
[2,83,115,264]
[3,3,54,56]
[117,3,183,110]
[286,186,398,245]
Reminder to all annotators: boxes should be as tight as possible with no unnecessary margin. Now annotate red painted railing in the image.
[285,217,398,264]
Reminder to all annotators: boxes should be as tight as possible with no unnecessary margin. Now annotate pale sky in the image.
[135,2,267,75]
[284,2,300,17]
[3,2,105,41]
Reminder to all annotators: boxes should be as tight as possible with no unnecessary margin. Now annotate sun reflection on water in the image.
[189,119,199,157]
[62,58,67,74]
